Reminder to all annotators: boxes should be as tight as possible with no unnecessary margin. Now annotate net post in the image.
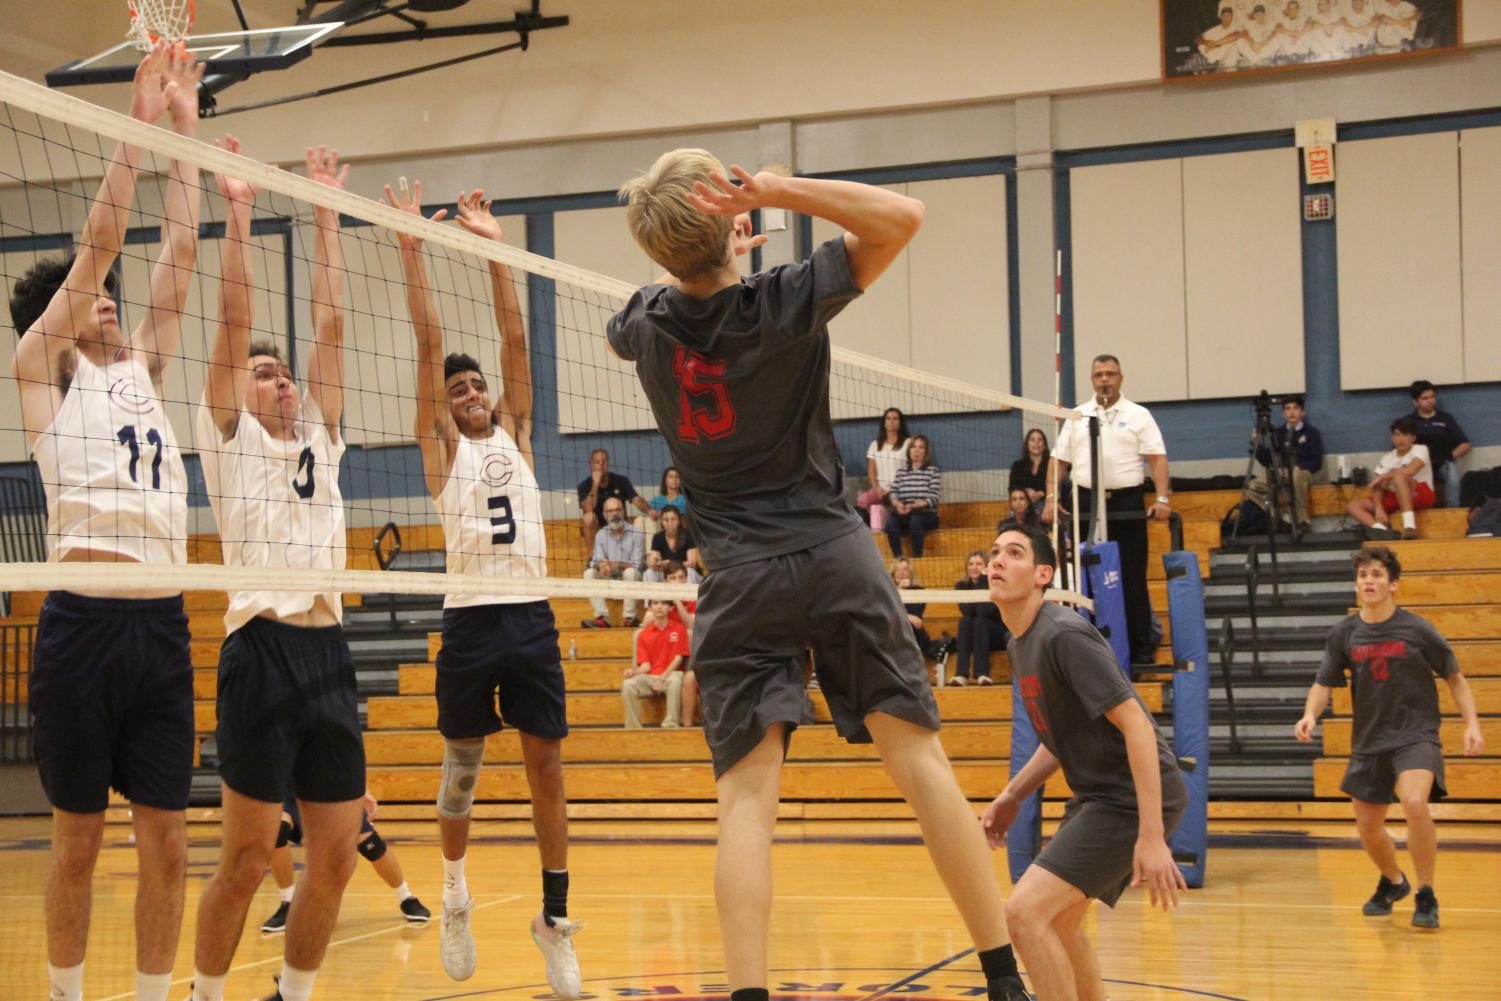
[1088,414,1106,545]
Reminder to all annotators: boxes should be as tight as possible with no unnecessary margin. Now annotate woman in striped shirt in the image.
[885,434,942,557]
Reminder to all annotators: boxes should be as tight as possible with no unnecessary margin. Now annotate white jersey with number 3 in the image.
[33,352,188,567]
[196,391,347,633]
[436,426,547,608]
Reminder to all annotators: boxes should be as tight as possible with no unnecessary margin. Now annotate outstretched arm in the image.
[127,44,206,386]
[12,42,180,443]
[386,178,458,499]
[452,190,534,467]
[688,167,923,291]
[305,146,349,432]
[203,135,258,439]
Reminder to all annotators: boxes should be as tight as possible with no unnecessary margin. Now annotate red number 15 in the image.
[673,346,736,442]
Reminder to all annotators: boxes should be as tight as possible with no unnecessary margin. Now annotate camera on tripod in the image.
[1233,389,1304,543]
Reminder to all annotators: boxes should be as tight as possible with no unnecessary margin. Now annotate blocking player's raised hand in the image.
[163,43,205,135]
[384,177,448,253]
[307,145,351,192]
[129,40,178,124]
[212,134,261,209]
[980,791,1019,850]
[453,190,503,242]
[1131,835,1187,911]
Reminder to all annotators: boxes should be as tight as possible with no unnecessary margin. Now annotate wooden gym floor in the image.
[1,817,1498,1000]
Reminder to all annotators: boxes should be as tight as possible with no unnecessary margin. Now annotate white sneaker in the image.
[440,897,478,981]
[531,910,584,999]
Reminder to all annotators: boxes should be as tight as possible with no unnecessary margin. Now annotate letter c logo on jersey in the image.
[108,377,155,415]
[672,346,736,443]
[481,453,514,489]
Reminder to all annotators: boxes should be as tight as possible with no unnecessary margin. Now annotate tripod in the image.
[1235,391,1303,546]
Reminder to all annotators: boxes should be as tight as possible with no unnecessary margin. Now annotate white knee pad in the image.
[437,740,485,820]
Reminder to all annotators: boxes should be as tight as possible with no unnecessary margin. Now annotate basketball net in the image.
[128,0,196,50]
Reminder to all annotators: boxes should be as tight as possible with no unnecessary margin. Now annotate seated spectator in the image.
[891,557,951,660]
[1408,380,1470,507]
[885,434,942,558]
[996,486,1041,533]
[644,507,701,582]
[582,496,645,628]
[662,561,700,725]
[578,448,650,550]
[1253,394,1323,532]
[650,465,689,520]
[858,407,910,533]
[950,550,1006,686]
[621,599,689,728]
[1008,428,1051,507]
[1348,417,1433,541]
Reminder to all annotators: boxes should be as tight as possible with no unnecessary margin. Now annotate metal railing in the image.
[1216,615,1243,756]
[0,622,36,764]
[373,521,404,628]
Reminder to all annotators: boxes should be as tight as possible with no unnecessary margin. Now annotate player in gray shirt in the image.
[1295,546,1483,928]
[981,524,1187,1001]
[608,149,1026,1001]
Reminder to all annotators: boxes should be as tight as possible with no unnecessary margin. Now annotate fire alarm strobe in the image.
[1303,193,1334,221]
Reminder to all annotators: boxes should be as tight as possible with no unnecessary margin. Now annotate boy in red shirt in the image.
[623,599,690,728]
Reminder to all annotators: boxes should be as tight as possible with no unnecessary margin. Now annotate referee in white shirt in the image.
[1044,354,1171,668]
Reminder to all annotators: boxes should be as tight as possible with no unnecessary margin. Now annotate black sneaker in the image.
[581,616,610,629]
[260,900,289,933]
[1412,886,1439,928]
[1362,873,1411,915]
[623,617,642,628]
[401,895,432,923]
[987,975,1032,1001]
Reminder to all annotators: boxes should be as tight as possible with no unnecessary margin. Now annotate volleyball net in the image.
[0,68,1086,610]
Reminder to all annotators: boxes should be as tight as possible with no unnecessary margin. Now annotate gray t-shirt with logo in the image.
[607,237,865,570]
[1009,601,1187,813]
[1316,608,1458,754]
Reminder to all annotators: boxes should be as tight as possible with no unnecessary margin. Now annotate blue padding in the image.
[1163,550,1210,889]
[1006,674,1044,884]
[1080,541,1130,675]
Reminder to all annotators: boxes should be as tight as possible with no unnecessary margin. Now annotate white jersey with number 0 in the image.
[196,391,347,633]
[436,426,548,608]
[33,352,188,568]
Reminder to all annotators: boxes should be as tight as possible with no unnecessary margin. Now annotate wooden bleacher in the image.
[5,490,1499,823]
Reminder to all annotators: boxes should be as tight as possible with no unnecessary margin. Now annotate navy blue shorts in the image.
[215,617,365,804]
[30,591,194,813]
[282,794,373,844]
[435,601,568,741]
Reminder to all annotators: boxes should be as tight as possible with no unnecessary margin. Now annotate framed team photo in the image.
[1162,0,1463,81]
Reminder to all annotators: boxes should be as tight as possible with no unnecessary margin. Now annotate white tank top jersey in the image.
[196,391,347,634]
[435,425,548,608]
[33,351,189,568]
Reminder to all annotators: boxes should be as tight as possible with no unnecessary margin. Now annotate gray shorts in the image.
[1034,797,1185,908]
[693,527,941,778]
[1342,741,1448,804]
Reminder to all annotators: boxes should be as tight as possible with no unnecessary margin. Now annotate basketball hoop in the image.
[127,0,196,50]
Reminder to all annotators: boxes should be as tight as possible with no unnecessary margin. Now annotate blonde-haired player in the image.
[608,149,1028,1001]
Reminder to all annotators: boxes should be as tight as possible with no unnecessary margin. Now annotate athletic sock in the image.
[47,962,83,1001]
[730,989,769,1001]
[277,962,318,1001]
[393,880,412,904]
[542,868,570,924]
[191,970,226,1001]
[978,943,1019,981]
[443,854,469,908]
[280,883,296,903]
[1402,511,1417,529]
[136,970,172,1001]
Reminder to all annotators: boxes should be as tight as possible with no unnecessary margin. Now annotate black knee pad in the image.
[275,819,294,849]
[357,828,387,863]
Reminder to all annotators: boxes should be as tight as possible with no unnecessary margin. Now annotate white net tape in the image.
[128,0,196,49]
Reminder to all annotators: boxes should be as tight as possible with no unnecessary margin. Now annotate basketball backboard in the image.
[45,23,343,88]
